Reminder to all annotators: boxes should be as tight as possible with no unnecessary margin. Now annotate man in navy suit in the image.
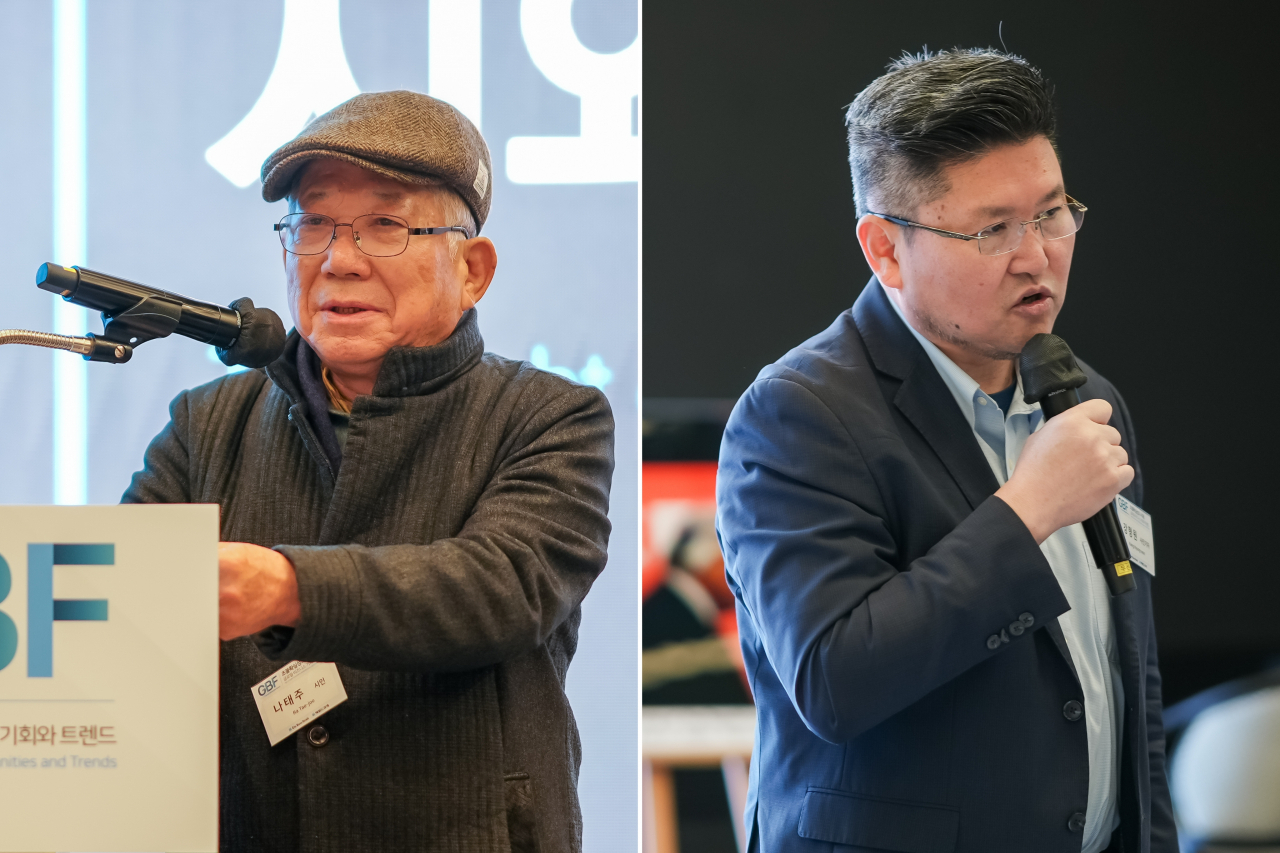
[717,49,1177,852]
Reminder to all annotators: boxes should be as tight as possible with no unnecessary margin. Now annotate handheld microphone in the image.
[32,263,286,367]
[1020,333,1136,597]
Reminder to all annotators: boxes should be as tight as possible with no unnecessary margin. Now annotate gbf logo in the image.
[0,544,112,677]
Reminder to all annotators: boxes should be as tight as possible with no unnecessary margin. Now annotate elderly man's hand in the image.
[218,542,301,641]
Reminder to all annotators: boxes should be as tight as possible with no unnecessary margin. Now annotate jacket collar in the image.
[266,307,485,405]
[852,278,999,510]
[372,307,484,397]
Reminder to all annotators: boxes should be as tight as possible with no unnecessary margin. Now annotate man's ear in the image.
[457,236,497,310]
[856,215,905,291]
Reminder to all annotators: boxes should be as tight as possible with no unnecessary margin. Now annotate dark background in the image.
[643,1,1280,707]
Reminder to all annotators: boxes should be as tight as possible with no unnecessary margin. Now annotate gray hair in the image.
[432,186,477,261]
[845,48,1058,221]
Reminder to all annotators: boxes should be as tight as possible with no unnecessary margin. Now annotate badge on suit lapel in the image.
[1116,497,1154,576]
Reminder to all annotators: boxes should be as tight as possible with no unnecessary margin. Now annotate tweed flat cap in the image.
[260,90,492,232]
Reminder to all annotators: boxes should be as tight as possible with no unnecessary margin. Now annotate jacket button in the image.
[1063,700,1084,722]
[1018,612,1034,627]
[1067,812,1086,832]
[986,634,1001,650]
[1009,621,1025,636]
[306,725,329,747]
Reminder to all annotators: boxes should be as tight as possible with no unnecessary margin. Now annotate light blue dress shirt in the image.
[884,286,1123,852]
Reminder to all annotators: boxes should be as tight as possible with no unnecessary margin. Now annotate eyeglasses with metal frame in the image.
[274,212,473,258]
[867,195,1087,257]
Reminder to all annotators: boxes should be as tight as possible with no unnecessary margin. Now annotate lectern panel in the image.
[0,504,218,853]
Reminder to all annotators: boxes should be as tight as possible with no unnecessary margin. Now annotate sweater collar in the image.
[371,307,484,396]
[267,308,484,403]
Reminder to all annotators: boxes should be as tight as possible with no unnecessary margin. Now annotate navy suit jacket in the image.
[717,280,1177,853]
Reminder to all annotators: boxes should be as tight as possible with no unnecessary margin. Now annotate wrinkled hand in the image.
[218,542,301,641]
[996,398,1133,544]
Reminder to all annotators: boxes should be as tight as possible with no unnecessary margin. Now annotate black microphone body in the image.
[37,263,241,347]
[34,262,286,368]
[1021,334,1136,597]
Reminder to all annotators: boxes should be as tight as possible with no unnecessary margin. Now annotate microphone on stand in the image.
[1020,333,1136,597]
[0,262,286,367]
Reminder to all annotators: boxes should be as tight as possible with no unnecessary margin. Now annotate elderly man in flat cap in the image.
[124,90,614,853]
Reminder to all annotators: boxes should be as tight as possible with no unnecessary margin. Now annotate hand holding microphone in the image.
[996,333,1137,596]
[997,399,1133,542]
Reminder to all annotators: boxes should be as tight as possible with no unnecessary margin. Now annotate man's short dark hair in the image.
[845,48,1058,219]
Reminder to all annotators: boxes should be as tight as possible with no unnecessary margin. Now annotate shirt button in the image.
[1063,700,1084,722]
[986,634,1002,650]
[1018,612,1035,627]
[1067,812,1086,832]
[1009,621,1025,637]
[306,725,330,747]
[978,398,988,405]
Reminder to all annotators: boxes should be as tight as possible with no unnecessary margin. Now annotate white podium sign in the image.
[0,505,218,852]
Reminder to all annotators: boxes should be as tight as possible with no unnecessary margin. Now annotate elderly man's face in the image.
[284,160,494,377]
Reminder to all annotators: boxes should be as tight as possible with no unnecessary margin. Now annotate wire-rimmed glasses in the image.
[869,195,1087,256]
[274,213,472,257]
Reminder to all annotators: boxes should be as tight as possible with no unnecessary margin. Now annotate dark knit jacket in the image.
[122,309,615,853]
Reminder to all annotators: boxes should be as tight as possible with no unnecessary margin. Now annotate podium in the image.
[0,505,218,853]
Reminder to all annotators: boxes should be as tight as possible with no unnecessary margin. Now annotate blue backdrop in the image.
[0,0,637,848]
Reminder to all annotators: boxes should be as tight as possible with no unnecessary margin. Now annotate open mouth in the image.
[1018,291,1049,306]
[329,306,368,314]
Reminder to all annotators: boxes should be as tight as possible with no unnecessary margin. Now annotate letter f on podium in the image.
[26,543,112,677]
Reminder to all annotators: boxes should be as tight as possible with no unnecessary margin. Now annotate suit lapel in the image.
[892,368,1001,511]
[852,279,999,511]
[1109,578,1144,752]
[853,279,1084,684]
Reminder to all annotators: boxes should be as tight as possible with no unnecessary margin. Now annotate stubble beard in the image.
[912,302,1023,363]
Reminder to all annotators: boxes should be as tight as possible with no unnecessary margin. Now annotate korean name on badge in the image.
[1116,496,1155,576]
[251,661,348,746]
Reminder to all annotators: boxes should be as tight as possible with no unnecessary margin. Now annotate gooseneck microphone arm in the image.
[0,262,287,368]
[0,328,96,356]
[1020,333,1137,597]
[0,322,140,364]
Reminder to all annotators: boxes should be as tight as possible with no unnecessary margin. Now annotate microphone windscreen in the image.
[218,297,287,368]
[1020,333,1087,404]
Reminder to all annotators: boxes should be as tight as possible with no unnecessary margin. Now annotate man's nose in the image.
[322,224,370,274]
[1007,222,1051,273]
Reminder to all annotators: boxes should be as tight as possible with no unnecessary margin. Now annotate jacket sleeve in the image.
[121,389,194,504]
[261,384,615,672]
[717,375,1071,743]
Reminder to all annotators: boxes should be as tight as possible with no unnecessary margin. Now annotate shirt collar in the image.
[880,282,1041,426]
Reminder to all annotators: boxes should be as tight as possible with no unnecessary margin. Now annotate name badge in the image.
[1116,496,1155,576]
[251,661,348,746]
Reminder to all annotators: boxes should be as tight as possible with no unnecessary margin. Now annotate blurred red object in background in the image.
[643,461,748,700]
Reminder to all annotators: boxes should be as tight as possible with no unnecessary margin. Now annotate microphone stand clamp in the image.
[87,295,185,363]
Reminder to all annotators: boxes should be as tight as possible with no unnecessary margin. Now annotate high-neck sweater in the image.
[123,309,615,853]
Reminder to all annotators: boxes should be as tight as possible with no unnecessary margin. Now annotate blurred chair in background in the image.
[1165,666,1280,852]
